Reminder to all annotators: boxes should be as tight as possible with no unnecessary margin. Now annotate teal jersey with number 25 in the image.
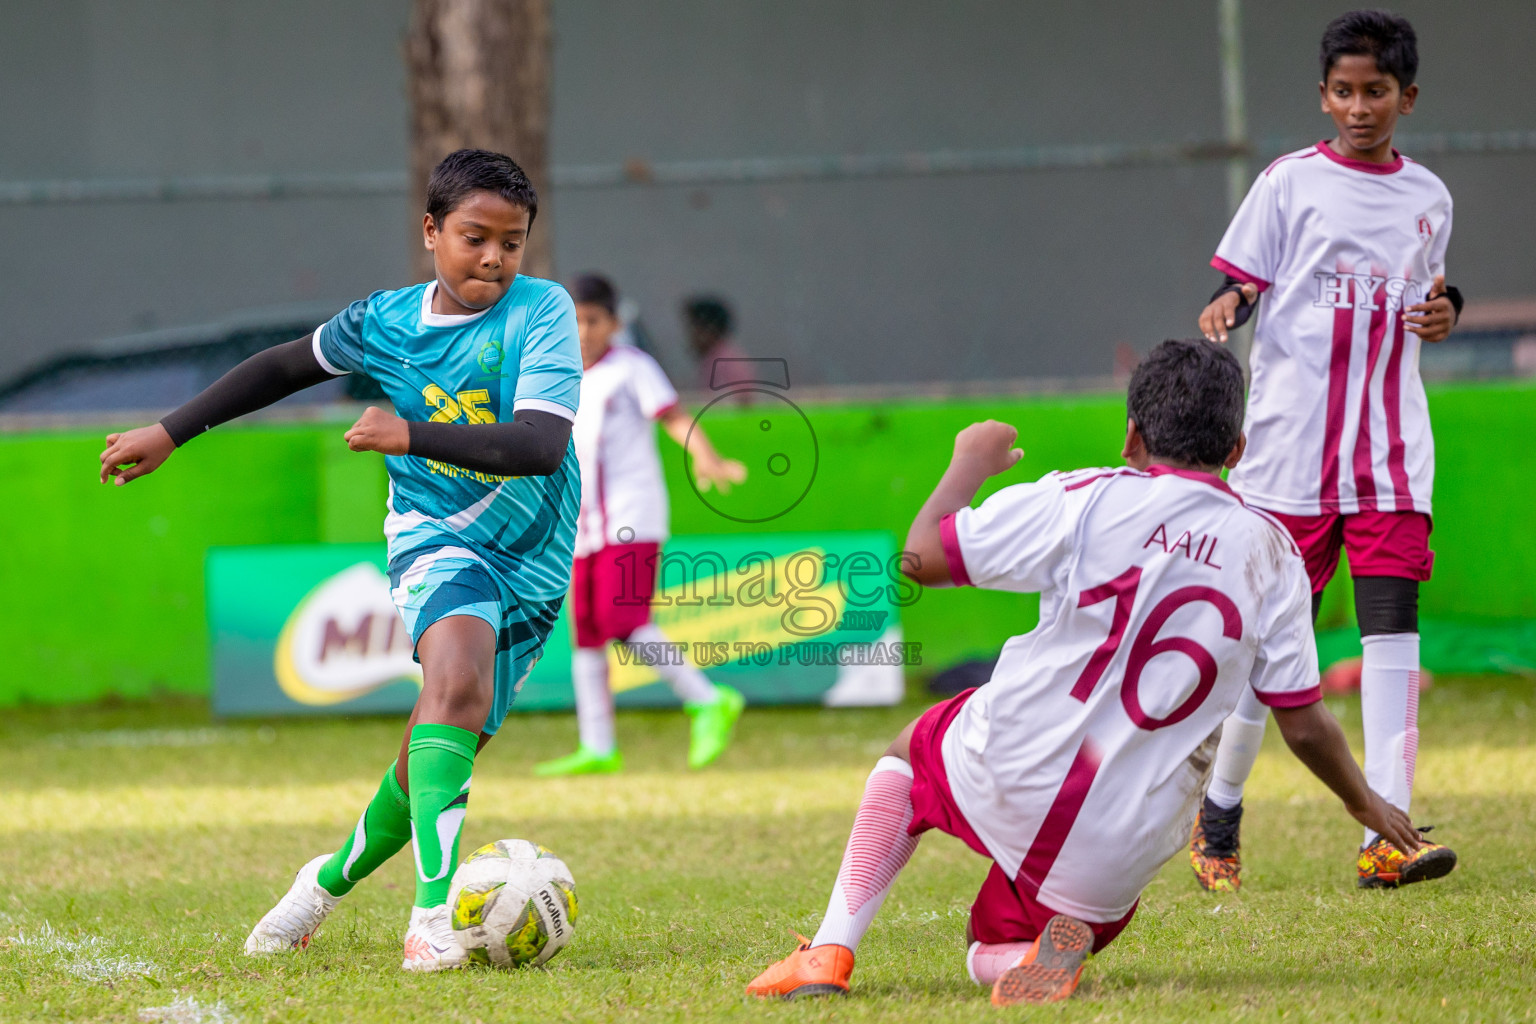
[315,276,582,601]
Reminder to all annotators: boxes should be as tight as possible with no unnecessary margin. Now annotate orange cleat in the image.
[745,934,855,999]
[991,914,1094,1007]
[1357,828,1457,889]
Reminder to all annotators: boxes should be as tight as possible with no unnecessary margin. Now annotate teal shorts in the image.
[388,546,564,735]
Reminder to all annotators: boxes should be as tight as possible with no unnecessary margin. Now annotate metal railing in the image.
[3,130,1534,206]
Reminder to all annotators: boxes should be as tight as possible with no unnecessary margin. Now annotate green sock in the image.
[316,761,413,898]
[408,723,478,909]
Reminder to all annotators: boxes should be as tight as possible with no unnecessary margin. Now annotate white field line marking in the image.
[7,922,105,953]
[7,922,159,983]
[44,727,277,749]
[0,768,875,833]
[139,996,241,1024]
[69,952,159,980]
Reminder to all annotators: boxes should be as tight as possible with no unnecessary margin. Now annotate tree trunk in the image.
[406,0,553,283]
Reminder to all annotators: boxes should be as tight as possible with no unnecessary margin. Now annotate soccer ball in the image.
[448,839,578,967]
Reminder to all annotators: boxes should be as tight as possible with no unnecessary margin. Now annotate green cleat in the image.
[686,686,746,769]
[533,745,624,777]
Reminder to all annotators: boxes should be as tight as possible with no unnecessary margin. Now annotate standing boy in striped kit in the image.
[1192,10,1459,891]
[534,273,747,776]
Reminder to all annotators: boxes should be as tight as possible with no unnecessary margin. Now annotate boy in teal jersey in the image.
[99,150,582,971]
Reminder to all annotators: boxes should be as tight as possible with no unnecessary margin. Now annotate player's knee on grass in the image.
[1353,576,1419,636]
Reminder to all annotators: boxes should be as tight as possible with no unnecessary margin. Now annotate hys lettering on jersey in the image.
[1312,271,1426,312]
[1143,524,1222,569]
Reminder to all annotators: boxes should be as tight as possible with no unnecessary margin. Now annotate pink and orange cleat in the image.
[990,915,1094,1007]
[745,935,855,999]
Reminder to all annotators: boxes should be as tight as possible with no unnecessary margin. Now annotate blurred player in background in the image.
[1192,9,1460,892]
[534,274,747,776]
[684,294,756,399]
[100,149,581,971]
[747,340,1421,1006]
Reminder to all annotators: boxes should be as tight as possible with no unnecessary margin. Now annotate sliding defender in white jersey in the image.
[746,340,1421,1007]
[1193,10,1460,892]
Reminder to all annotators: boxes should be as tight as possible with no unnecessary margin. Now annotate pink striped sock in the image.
[810,756,920,951]
[967,941,1035,985]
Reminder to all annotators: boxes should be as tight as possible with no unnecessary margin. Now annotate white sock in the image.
[572,647,616,755]
[1360,632,1419,844]
[1207,685,1268,809]
[811,757,919,951]
[625,622,718,705]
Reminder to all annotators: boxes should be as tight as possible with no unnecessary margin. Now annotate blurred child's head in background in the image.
[571,273,620,368]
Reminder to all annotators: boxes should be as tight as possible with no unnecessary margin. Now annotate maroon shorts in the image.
[1266,510,1433,594]
[570,542,660,648]
[906,689,1137,952]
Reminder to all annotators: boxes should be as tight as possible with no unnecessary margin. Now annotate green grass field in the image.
[2,677,1533,1023]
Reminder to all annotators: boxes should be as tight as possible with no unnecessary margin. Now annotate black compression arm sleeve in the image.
[160,335,338,446]
[407,409,572,477]
[1211,275,1260,330]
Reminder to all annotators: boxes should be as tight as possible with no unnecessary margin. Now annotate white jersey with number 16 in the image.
[937,465,1320,922]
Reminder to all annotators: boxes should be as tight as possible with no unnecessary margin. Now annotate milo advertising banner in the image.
[208,532,914,718]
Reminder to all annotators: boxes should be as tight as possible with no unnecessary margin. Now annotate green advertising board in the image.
[208,531,911,718]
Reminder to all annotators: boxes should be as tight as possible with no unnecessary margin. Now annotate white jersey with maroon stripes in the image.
[572,345,681,558]
[1213,141,1452,516]
[937,465,1320,922]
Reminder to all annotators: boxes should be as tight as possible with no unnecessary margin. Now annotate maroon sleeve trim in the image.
[1210,255,1272,294]
[1253,685,1323,709]
[651,400,681,422]
[939,512,974,587]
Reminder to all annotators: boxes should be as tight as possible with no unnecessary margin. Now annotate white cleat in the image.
[401,904,468,972]
[243,855,340,955]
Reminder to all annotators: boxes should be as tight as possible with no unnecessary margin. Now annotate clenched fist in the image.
[952,420,1025,479]
[344,406,411,456]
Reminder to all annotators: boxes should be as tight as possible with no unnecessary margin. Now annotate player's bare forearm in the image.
[904,467,987,586]
[1272,702,1421,853]
[661,407,745,492]
[904,420,1023,587]
[661,407,708,455]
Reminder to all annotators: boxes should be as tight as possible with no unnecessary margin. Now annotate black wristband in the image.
[1209,278,1259,331]
[1443,285,1464,323]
